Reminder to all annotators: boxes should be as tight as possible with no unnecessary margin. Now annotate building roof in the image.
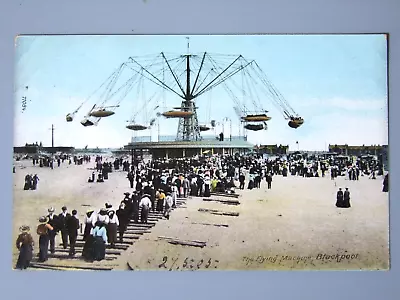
[328,144,387,150]
[124,139,254,149]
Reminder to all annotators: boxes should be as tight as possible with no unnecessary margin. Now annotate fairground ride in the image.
[65,38,304,142]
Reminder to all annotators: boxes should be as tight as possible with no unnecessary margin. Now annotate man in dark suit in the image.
[116,203,128,243]
[58,206,71,249]
[46,207,59,254]
[66,210,79,256]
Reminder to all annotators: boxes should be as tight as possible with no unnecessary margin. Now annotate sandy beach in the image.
[12,158,389,271]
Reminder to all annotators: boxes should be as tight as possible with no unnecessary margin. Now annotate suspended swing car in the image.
[244,124,265,131]
[89,108,115,118]
[241,113,271,122]
[66,113,74,122]
[288,117,304,129]
[126,124,148,131]
[80,118,95,127]
[162,110,194,118]
[149,118,156,126]
[199,125,211,132]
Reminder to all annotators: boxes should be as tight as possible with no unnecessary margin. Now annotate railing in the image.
[130,135,247,143]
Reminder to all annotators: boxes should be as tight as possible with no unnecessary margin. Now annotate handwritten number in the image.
[183,257,189,268]
[169,257,179,271]
[159,256,168,269]
[214,260,219,269]
[205,258,212,268]
[189,259,195,269]
[197,259,204,269]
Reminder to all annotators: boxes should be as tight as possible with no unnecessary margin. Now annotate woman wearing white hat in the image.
[15,225,34,269]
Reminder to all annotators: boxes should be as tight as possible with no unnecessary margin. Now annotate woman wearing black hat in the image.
[107,210,119,248]
[343,188,351,208]
[15,225,34,269]
[83,209,96,241]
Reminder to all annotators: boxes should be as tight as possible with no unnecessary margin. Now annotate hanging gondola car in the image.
[80,118,95,127]
[288,117,304,129]
[66,113,73,122]
[244,124,265,131]
[241,113,271,122]
[199,125,210,132]
[126,124,148,131]
[89,109,115,118]
[162,110,194,118]
[149,118,156,126]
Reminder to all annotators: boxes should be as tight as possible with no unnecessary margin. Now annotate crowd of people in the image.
[14,150,389,270]
[23,174,39,190]
[14,186,177,268]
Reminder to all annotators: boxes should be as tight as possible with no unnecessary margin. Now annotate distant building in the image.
[14,143,74,154]
[124,135,253,159]
[256,144,289,155]
[328,144,388,157]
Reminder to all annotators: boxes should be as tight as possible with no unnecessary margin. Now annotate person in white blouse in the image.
[83,209,97,241]
[164,193,173,220]
[171,184,178,208]
[107,210,119,248]
[97,208,110,224]
[139,194,152,224]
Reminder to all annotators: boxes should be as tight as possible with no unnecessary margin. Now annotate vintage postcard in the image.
[12,34,389,271]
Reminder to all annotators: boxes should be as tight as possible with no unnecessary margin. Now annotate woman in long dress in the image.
[31,174,39,190]
[335,188,344,208]
[83,209,96,241]
[343,188,351,208]
[15,225,34,269]
[383,174,389,192]
[92,221,108,261]
[23,174,32,190]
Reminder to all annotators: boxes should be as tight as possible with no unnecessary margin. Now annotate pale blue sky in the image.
[13,34,388,150]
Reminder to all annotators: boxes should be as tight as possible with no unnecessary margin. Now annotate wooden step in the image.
[117,235,140,240]
[28,264,67,271]
[210,192,239,198]
[76,239,135,245]
[123,229,151,234]
[72,242,130,250]
[48,253,118,261]
[30,262,113,271]
[54,247,123,256]
[127,222,156,227]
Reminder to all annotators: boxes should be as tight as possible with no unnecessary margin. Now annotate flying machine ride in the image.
[63,38,303,140]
